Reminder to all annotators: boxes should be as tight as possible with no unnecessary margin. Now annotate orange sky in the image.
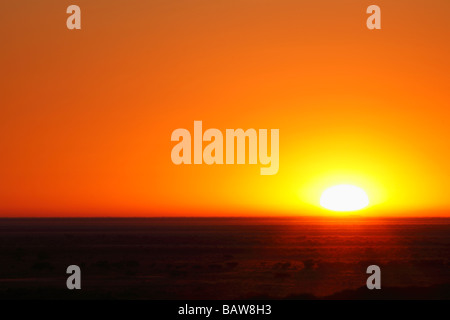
[1,1,450,217]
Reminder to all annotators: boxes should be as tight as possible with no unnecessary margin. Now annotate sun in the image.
[320,184,369,212]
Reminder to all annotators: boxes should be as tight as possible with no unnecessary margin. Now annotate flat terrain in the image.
[0,217,449,299]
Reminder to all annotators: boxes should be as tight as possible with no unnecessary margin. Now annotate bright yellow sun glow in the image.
[320,184,369,212]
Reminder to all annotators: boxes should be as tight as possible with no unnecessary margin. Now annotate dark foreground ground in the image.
[0,217,449,299]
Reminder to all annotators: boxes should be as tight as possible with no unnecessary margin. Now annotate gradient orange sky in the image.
[1,1,450,217]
